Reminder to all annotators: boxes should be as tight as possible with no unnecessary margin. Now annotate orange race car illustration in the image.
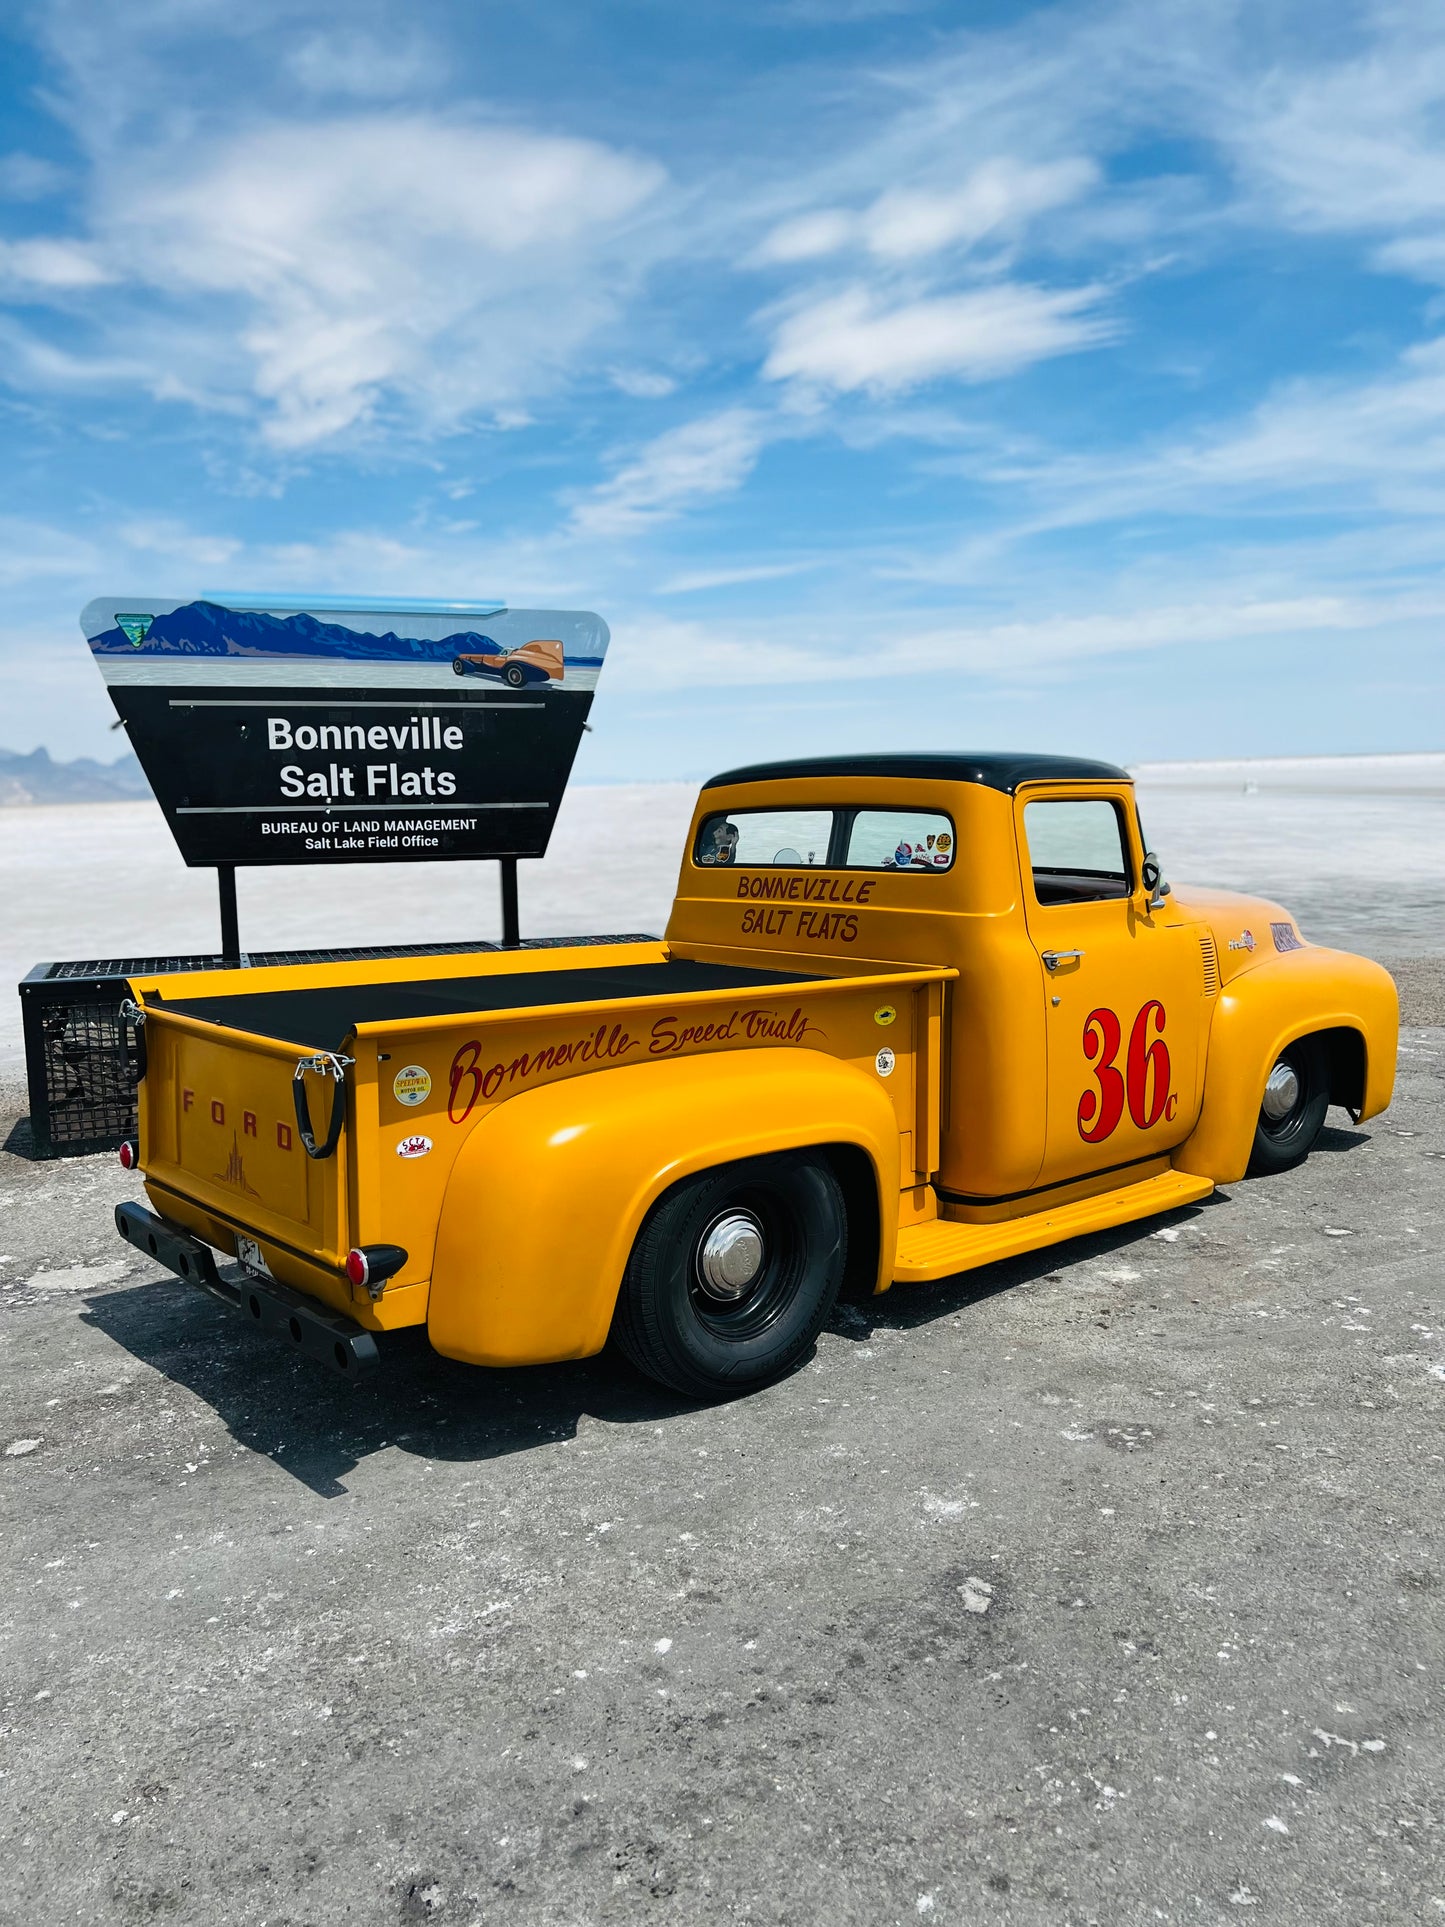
[452,636,565,688]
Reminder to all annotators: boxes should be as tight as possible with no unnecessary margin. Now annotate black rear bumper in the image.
[115,1201,379,1379]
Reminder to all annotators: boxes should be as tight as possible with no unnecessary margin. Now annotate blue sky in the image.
[2,0,1443,782]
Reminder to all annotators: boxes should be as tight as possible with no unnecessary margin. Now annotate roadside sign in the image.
[81,594,609,868]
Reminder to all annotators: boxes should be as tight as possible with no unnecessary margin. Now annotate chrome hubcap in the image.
[696,1211,765,1302]
[1262,1058,1301,1121]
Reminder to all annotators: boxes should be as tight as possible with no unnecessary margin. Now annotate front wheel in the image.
[1247,1035,1329,1176]
[612,1151,847,1399]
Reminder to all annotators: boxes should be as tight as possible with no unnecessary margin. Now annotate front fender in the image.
[428,1047,901,1367]
[1174,946,1398,1184]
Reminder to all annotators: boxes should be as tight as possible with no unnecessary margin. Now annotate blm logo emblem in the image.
[114,613,154,648]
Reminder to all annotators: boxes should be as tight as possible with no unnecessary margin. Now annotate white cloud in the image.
[658,559,821,594]
[610,368,679,399]
[607,587,1415,692]
[764,281,1111,393]
[956,334,1445,542]
[864,159,1099,258]
[283,31,443,100]
[570,410,768,535]
[755,209,857,264]
[0,316,146,387]
[118,115,665,447]
[1207,19,1445,273]
[0,516,101,588]
[0,237,113,288]
[113,518,242,571]
[0,152,68,201]
[5,113,665,447]
[756,158,1099,265]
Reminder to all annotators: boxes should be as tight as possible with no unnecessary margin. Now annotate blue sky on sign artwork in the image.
[1,0,1444,781]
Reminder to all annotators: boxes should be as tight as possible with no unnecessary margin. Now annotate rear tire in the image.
[612,1151,847,1399]
[1247,1035,1329,1176]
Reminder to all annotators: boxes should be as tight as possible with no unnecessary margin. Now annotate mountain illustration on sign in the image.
[86,600,601,669]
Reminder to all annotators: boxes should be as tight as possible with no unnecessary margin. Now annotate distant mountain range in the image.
[0,745,151,806]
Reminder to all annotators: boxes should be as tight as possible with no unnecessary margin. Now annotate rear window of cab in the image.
[694,806,955,871]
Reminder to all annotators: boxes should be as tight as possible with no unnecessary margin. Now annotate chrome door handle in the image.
[1042,949,1085,972]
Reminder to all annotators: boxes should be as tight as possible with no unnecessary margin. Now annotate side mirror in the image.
[1141,852,1171,907]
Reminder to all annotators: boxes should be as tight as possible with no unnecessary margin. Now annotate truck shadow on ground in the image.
[79,1283,699,1499]
[1312,1123,1373,1155]
[80,1200,1223,1498]
[830,1199,1222,1342]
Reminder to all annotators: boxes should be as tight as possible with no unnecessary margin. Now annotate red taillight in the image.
[118,1140,138,1171]
[344,1243,408,1294]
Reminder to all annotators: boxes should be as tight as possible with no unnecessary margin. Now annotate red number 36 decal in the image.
[1078,1000,1175,1141]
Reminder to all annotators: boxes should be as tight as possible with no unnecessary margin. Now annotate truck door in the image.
[1017,786,1204,1192]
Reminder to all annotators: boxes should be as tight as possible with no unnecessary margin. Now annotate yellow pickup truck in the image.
[114,752,1398,1396]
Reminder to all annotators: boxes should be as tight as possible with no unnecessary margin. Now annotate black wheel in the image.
[612,1151,847,1399]
[1247,1035,1329,1176]
[504,662,527,688]
[451,656,467,676]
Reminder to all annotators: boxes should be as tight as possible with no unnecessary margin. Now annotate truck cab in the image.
[115,750,1398,1401]
[668,753,1394,1226]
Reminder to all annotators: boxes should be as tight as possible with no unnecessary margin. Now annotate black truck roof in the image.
[702,752,1131,794]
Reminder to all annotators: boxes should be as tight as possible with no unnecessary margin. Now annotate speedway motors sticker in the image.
[393,1064,432,1107]
[81,594,609,868]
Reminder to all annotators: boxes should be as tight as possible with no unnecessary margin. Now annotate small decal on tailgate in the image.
[393,1064,432,1106]
[397,1134,433,1159]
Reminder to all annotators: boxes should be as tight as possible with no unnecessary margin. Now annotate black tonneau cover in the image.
[147,958,815,1051]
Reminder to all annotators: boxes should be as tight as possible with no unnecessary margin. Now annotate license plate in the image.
[235,1234,271,1279]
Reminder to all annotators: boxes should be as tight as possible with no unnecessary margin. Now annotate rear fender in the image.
[428,1047,901,1367]
[1174,948,1398,1184]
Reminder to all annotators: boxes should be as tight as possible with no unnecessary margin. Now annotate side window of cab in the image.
[1023,798,1132,904]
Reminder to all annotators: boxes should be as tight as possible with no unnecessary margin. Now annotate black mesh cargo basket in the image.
[17,933,656,1159]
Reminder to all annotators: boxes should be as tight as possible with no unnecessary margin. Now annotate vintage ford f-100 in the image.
[114,752,1398,1397]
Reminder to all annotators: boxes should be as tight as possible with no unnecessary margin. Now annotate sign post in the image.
[217,864,241,964]
[80,594,609,953]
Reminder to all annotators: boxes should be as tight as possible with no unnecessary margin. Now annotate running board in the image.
[893,1169,1214,1284]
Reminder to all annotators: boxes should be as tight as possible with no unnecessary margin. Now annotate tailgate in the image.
[137,1002,349,1272]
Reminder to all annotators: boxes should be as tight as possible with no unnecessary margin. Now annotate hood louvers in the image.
[1200,933,1220,995]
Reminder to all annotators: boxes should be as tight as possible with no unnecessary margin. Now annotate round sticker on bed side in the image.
[393,1064,431,1107]
[875,1047,896,1077]
[397,1135,432,1159]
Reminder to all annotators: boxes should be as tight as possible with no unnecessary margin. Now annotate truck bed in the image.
[147,957,816,1051]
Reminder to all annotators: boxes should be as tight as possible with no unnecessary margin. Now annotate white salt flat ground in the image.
[3,756,1443,1075]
